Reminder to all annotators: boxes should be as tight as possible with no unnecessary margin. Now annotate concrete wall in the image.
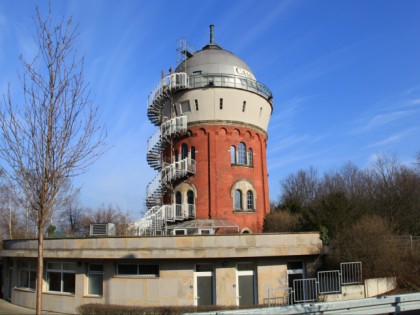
[1,233,322,259]
[321,277,398,302]
[364,277,397,298]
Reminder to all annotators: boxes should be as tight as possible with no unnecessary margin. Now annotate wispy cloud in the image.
[367,127,419,148]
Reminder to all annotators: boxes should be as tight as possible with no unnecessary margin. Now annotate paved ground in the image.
[0,299,68,315]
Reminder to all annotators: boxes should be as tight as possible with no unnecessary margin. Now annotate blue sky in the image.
[1,0,419,218]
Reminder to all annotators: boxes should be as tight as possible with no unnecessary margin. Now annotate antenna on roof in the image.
[210,24,215,44]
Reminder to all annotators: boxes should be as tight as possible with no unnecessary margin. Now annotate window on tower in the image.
[180,100,191,113]
[191,146,196,160]
[181,143,188,159]
[248,148,253,166]
[247,190,254,210]
[220,98,223,109]
[230,145,236,164]
[238,142,246,164]
[234,190,243,210]
[231,181,256,212]
[231,142,253,167]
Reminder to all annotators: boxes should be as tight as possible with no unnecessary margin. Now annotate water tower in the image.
[136,25,273,235]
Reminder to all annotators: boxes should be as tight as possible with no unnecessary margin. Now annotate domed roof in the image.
[176,26,256,80]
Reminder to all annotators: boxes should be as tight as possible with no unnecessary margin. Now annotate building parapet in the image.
[1,232,321,260]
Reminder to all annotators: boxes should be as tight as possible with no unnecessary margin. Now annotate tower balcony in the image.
[188,73,272,103]
[147,72,189,126]
[162,158,196,185]
[146,116,188,170]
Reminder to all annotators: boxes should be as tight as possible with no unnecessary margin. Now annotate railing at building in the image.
[267,261,363,306]
[147,72,273,123]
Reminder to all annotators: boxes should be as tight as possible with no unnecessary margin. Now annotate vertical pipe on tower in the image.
[210,25,214,44]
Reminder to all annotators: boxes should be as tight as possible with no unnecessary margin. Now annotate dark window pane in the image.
[187,190,194,204]
[20,270,29,288]
[48,272,61,292]
[63,273,75,294]
[29,271,37,290]
[118,264,138,275]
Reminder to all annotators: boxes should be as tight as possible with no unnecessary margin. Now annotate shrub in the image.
[77,304,265,315]
[263,210,302,232]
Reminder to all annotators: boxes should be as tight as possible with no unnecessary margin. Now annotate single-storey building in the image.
[0,232,321,314]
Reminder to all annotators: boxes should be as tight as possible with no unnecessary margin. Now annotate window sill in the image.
[44,291,75,297]
[83,294,103,299]
[233,210,256,214]
[231,163,253,168]
[113,275,159,279]
[14,287,35,293]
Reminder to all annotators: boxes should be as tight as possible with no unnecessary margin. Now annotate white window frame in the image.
[87,263,104,296]
[18,261,37,291]
[46,262,76,294]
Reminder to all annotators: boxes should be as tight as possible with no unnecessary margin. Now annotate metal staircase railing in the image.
[147,72,188,126]
[134,203,195,236]
[145,158,196,209]
[146,116,188,170]
[162,158,196,185]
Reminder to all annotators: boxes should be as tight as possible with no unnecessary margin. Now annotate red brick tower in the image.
[137,26,273,235]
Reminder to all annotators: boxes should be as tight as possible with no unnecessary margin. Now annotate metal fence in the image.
[341,261,362,285]
[318,270,341,294]
[267,261,363,305]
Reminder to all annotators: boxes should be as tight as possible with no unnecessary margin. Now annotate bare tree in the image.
[0,6,106,314]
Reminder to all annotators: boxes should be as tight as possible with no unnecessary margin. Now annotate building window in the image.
[191,146,196,160]
[175,149,179,162]
[176,191,182,205]
[238,142,246,165]
[88,264,103,296]
[234,189,243,210]
[117,264,159,277]
[180,100,191,113]
[247,190,254,210]
[187,190,194,204]
[232,180,256,212]
[230,145,236,164]
[247,148,253,166]
[47,262,76,294]
[181,143,188,159]
[195,99,199,111]
[220,98,223,109]
[242,101,246,112]
[19,261,37,290]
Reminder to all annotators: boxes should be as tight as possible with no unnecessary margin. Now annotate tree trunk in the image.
[36,226,43,315]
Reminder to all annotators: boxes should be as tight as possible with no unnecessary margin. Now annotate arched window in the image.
[187,190,194,204]
[181,143,188,159]
[234,190,243,210]
[246,190,254,210]
[187,190,195,218]
[247,148,253,166]
[238,142,246,164]
[230,145,236,164]
[191,146,196,160]
[176,191,182,205]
